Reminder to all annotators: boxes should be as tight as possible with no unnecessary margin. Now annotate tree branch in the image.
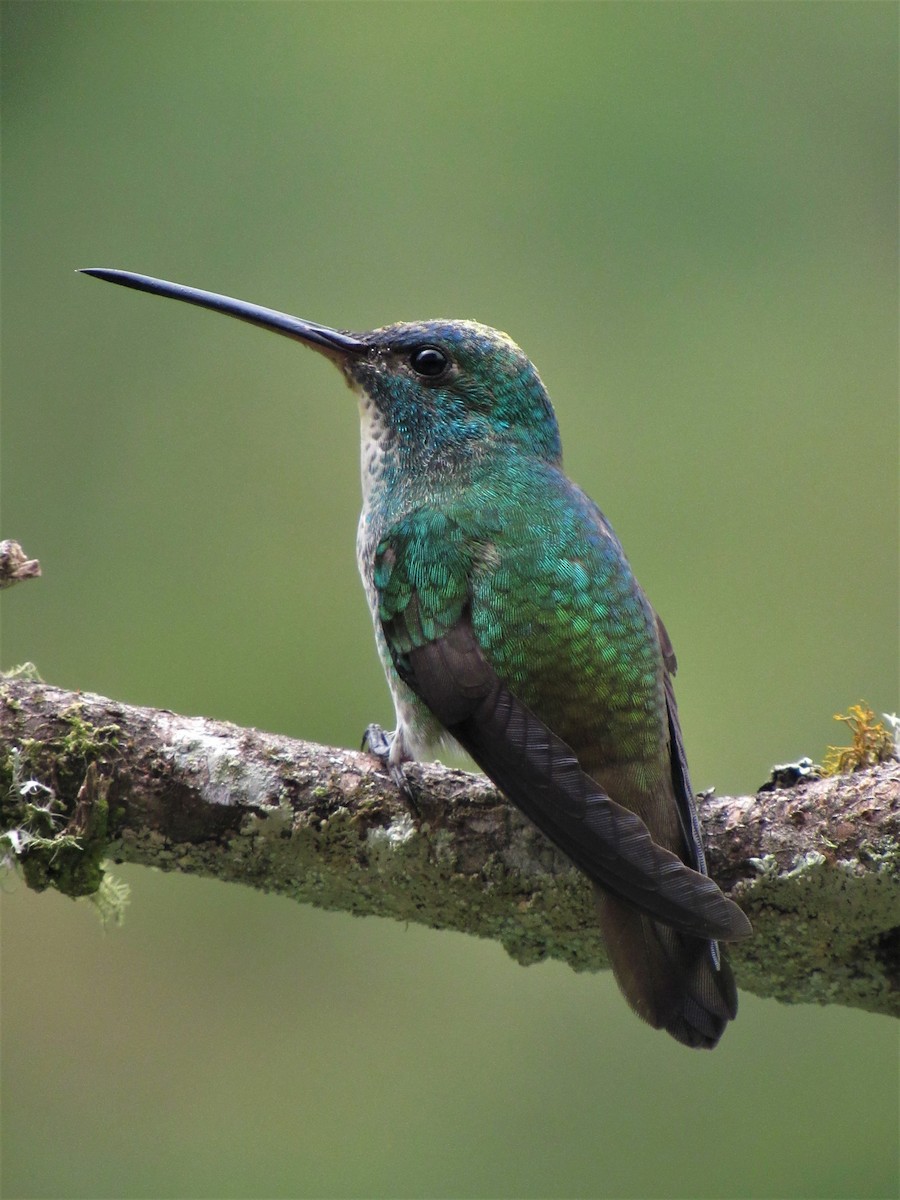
[0,540,41,590]
[1,679,897,1018]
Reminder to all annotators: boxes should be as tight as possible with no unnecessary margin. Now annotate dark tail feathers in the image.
[595,888,738,1049]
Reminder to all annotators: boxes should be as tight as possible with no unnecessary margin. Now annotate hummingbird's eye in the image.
[409,346,449,378]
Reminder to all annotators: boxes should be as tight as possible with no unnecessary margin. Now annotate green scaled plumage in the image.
[79,272,752,1049]
[371,459,664,778]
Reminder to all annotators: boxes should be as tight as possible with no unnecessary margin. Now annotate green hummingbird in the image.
[80,268,752,1048]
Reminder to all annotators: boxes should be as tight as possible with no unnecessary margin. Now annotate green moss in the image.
[14,763,110,898]
[59,703,120,761]
[0,663,42,683]
[2,707,121,901]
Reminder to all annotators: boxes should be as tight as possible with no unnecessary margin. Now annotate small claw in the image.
[362,722,393,759]
[362,723,420,817]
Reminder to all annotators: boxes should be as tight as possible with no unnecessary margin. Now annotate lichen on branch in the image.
[1,679,897,1019]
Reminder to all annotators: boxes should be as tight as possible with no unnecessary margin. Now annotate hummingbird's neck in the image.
[357,389,564,498]
[356,392,484,509]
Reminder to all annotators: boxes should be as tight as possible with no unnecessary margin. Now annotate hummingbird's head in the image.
[348,316,564,465]
[345,319,562,467]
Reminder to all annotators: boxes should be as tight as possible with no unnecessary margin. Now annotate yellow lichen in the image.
[822,703,896,776]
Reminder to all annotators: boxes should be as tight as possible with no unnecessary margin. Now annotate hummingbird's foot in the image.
[361,723,420,816]
[361,722,394,760]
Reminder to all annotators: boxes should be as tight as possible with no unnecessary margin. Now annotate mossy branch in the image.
[1,679,897,1019]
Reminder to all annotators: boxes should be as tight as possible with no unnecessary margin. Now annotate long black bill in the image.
[79,268,367,360]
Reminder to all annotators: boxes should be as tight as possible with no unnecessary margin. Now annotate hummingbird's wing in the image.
[374,519,751,944]
[654,612,710,879]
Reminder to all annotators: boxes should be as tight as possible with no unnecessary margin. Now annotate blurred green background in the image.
[2,3,897,1198]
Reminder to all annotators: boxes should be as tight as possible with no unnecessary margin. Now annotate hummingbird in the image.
[80,268,752,1048]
